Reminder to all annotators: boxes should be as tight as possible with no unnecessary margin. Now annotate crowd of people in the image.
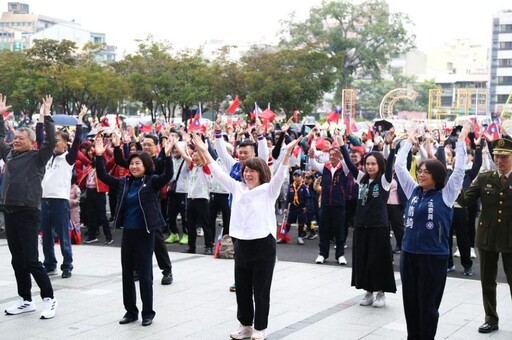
[0,93,511,339]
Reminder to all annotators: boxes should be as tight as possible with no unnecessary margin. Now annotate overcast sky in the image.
[2,0,511,57]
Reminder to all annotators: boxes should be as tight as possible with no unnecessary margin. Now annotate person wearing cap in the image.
[458,137,512,334]
[277,169,309,245]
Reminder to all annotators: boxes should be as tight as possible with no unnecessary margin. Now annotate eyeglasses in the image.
[416,169,431,175]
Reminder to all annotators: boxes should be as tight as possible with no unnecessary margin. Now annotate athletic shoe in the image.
[297,237,304,245]
[373,291,386,308]
[276,238,286,244]
[338,256,347,265]
[359,291,374,306]
[104,238,114,245]
[463,266,473,276]
[230,324,253,339]
[315,255,325,264]
[84,238,98,244]
[165,233,180,244]
[307,233,318,240]
[45,268,58,275]
[447,265,455,273]
[197,227,204,237]
[229,283,236,292]
[204,247,213,255]
[179,234,188,245]
[251,329,267,340]
[61,270,72,279]
[40,298,58,319]
[453,248,460,257]
[5,299,36,315]
[470,247,477,259]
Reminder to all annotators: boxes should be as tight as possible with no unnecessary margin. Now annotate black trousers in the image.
[479,249,512,325]
[167,192,188,235]
[86,189,112,240]
[318,206,345,260]
[5,208,54,301]
[154,228,172,276]
[234,234,276,331]
[400,252,448,340]
[108,188,118,220]
[208,193,231,237]
[187,198,210,249]
[344,199,357,242]
[122,229,155,320]
[387,204,405,249]
[448,207,472,269]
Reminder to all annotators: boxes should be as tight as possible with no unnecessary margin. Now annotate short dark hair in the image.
[241,157,271,185]
[239,139,256,150]
[128,151,154,175]
[419,159,447,189]
[56,130,70,143]
[143,134,158,146]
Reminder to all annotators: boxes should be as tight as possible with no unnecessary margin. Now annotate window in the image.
[499,41,512,50]
[498,76,512,85]
[497,94,510,103]
[500,24,512,33]
[499,59,512,67]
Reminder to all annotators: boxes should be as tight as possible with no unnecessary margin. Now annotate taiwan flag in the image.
[225,95,240,114]
[189,105,202,132]
[327,105,342,124]
[486,119,500,140]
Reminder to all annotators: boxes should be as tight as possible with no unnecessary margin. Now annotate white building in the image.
[489,9,512,114]
[0,2,116,62]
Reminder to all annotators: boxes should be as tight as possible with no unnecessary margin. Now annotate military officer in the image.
[458,137,512,334]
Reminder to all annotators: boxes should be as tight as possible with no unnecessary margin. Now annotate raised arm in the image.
[395,133,419,199]
[442,124,469,207]
[37,95,57,165]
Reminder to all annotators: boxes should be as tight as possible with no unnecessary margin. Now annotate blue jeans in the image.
[41,198,73,272]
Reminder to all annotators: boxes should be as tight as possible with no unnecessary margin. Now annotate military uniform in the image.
[458,138,512,333]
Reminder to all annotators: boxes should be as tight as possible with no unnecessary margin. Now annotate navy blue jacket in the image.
[96,156,173,232]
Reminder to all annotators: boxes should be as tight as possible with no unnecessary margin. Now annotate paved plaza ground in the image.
[0,239,511,339]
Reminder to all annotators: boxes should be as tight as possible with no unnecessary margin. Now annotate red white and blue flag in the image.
[327,105,342,124]
[486,118,500,140]
[189,104,202,132]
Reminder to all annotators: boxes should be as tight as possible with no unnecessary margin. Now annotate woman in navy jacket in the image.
[395,124,468,340]
[94,134,174,327]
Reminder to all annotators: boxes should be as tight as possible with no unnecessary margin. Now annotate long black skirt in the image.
[351,226,397,293]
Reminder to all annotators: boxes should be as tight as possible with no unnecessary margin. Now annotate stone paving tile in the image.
[0,240,511,339]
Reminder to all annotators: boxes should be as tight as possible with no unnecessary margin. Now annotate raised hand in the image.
[94,136,105,156]
[0,94,12,114]
[41,95,53,116]
[78,105,88,124]
[164,136,176,157]
[285,138,300,156]
[192,134,208,152]
[459,121,471,141]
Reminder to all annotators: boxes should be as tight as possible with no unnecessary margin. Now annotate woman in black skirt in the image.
[339,135,396,308]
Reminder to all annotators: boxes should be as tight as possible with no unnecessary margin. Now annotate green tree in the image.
[240,45,337,117]
[280,0,415,89]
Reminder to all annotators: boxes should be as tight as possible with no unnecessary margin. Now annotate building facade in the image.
[489,9,512,114]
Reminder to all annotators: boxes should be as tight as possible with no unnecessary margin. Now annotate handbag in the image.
[168,159,184,193]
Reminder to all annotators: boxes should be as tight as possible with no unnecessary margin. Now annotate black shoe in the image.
[119,314,138,325]
[478,322,498,333]
[142,318,153,326]
[463,266,473,276]
[204,247,213,255]
[161,274,173,285]
[104,238,113,245]
[61,270,72,279]
[84,238,98,244]
[45,267,57,275]
[108,216,114,222]
[182,247,196,254]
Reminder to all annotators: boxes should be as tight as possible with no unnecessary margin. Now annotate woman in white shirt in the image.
[192,134,298,340]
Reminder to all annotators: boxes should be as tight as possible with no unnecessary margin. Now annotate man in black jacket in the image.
[0,94,58,319]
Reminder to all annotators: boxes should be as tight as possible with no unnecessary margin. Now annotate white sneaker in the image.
[230,325,253,339]
[359,291,374,306]
[373,291,386,308]
[251,329,267,340]
[315,255,325,264]
[338,256,347,265]
[197,227,204,237]
[5,298,36,315]
[471,247,477,259]
[40,298,58,319]
[297,237,304,245]
[453,248,460,257]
